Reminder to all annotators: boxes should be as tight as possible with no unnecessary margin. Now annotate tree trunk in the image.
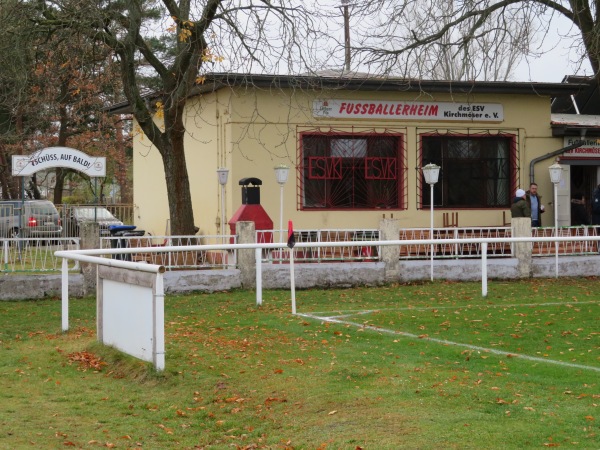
[160,131,196,236]
[52,87,70,205]
[0,148,19,199]
[28,173,42,199]
[53,168,66,204]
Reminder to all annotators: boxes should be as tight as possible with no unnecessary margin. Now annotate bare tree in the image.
[315,0,596,81]
[32,0,322,235]
[403,0,535,80]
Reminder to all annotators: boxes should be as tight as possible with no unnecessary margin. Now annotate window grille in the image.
[417,129,520,209]
[298,128,407,210]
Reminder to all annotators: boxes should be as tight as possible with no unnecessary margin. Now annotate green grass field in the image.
[0,278,599,449]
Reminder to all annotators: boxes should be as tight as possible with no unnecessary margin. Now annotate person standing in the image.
[526,182,544,227]
[592,184,600,225]
[571,192,590,225]
[511,189,531,218]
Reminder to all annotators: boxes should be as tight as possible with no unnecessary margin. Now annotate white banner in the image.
[313,99,503,122]
[12,147,106,177]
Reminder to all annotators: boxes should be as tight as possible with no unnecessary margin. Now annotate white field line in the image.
[307,300,600,318]
[296,308,600,374]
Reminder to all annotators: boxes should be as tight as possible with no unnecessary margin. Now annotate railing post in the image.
[61,257,69,332]
[481,242,488,297]
[255,247,262,306]
[453,228,459,256]
[236,221,257,288]
[80,222,100,295]
[154,272,165,371]
[2,240,7,272]
[511,218,532,278]
[379,218,400,281]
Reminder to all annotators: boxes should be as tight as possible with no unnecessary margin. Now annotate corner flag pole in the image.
[287,221,296,314]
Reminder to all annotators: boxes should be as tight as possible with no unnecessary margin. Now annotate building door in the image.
[556,165,571,227]
[569,164,599,225]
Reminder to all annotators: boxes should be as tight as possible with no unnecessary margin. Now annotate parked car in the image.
[65,206,124,237]
[0,200,63,238]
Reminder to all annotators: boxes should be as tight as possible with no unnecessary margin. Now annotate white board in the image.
[97,266,164,370]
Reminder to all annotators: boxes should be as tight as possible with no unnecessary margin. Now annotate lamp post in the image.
[422,163,440,281]
[549,162,563,278]
[274,165,290,243]
[216,168,229,237]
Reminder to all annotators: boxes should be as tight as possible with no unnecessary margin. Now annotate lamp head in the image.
[217,168,229,186]
[548,162,563,184]
[274,165,290,186]
[422,163,440,185]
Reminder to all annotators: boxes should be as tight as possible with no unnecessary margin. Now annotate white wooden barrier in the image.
[55,250,165,371]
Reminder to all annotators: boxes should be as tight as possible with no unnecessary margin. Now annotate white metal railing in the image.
[259,229,380,263]
[398,227,513,259]
[99,234,236,270]
[1,238,80,272]
[398,226,600,259]
[57,234,600,313]
[531,226,600,256]
[6,226,600,273]
[261,226,600,262]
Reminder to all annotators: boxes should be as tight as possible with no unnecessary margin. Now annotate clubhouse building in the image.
[126,73,600,236]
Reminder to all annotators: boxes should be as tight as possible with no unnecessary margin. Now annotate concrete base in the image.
[532,255,600,278]
[263,262,386,289]
[163,269,242,293]
[3,256,600,300]
[397,258,519,281]
[0,273,84,301]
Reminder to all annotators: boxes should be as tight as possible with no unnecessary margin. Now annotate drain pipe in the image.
[529,140,584,184]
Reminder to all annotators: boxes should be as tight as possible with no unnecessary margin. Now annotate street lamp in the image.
[216,168,229,237]
[274,164,290,243]
[549,162,563,278]
[422,163,440,281]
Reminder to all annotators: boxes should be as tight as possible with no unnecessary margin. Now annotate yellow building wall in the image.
[132,92,225,236]
[133,84,564,235]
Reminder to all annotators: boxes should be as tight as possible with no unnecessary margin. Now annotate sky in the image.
[512,14,593,82]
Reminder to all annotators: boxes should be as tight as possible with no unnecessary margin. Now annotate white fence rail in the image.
[4,226,600,273]
[57,234,600,313]
[261,226,600,262]
[1,238,80,272]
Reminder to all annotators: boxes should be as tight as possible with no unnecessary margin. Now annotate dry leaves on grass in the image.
[67,351,106,371]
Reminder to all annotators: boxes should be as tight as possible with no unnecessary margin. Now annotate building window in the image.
[420,133,516,208]
[300,131,405,210]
